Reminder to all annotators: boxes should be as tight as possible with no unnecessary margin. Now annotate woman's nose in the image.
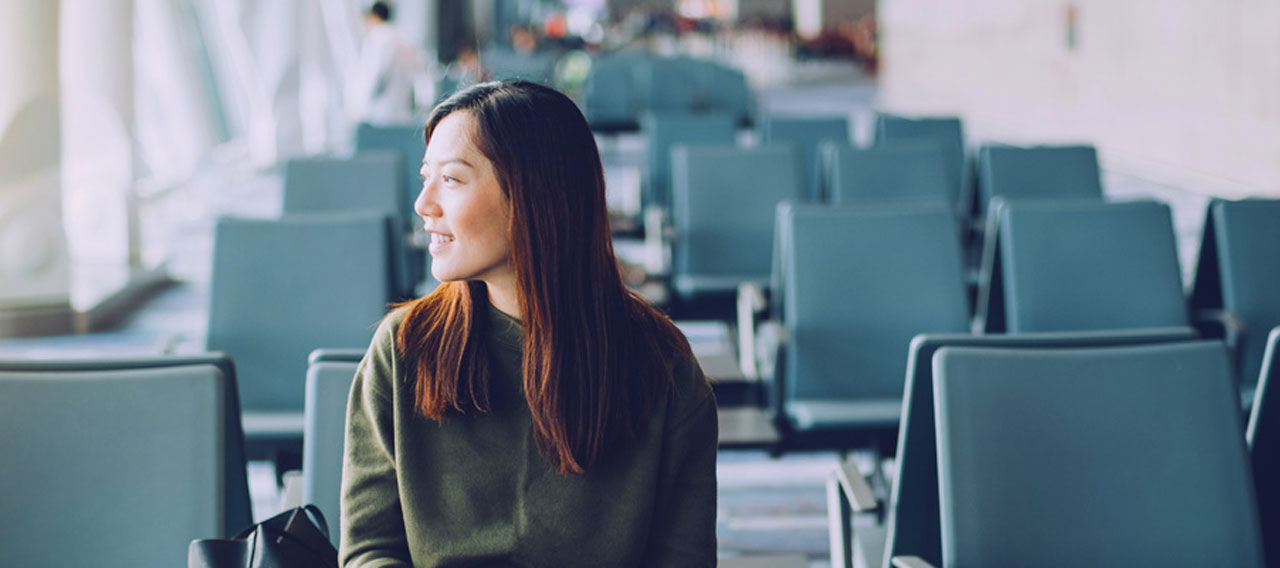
[414,180,440,218]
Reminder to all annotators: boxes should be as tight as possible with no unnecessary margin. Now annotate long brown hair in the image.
[396,81,690,475]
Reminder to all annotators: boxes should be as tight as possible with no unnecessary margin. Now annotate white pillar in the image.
[60,0,141,311]
[0,1,73,336]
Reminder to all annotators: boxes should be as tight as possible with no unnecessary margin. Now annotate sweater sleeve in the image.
[339,317,413,568]
[643,358,719,566]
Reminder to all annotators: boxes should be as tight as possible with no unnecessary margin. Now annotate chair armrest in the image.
[737,282,768,379]
[279,469,304,511]
[1192,308,1245,347]
[834,461,879,513]
[891,556,937,568]
[827,461,881,568]
[642,205,671,275]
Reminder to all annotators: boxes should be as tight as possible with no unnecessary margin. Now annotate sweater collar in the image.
[486,300,523,353]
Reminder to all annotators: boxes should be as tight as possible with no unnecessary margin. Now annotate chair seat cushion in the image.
[786,399,901,430]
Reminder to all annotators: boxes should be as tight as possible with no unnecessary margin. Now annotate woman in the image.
[340,80,718,567]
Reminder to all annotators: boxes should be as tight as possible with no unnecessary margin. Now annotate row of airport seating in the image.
[826,331,1280,567]
[584,51,753,133]
[5,325,1280,565]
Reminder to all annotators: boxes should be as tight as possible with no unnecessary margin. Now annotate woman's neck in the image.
[484,278,521,320]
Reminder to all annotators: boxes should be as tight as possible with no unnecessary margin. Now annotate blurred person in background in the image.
[347,1,422,124]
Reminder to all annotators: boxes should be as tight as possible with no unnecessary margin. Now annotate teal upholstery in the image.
[586,54,752,133]
[774,204,968,450]
[282,151,416,299]
[873,115,968,217]
[1190,199,1280,388]
[933,342,1261,567]
[760,116,849,201]
[641,112,737,212]
[670,146,803,297]
[987,199,1187,333]
[207,214,391,423]
[0,356,247,567]
[868,328,1196,568]
[480,48,557,84]
[976,144,1102,216]
[353,123,426,228]
[820,141,952,210]
[302,348,365,545]
[1247,327,1280,566]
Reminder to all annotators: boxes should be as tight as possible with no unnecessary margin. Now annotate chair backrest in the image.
[873,115,968,216]
[0,358,238,567]
[282,151,416,298]
[997,199,1188,333]
[884,327,1196,568]
[1190,199,1280,386]
[821,141,952,210]
[208,214,392,412]
[670,145,803,297]
[302,348,365,545]
[761,116,850,201]
[933,341,1261,567]
[780,204,968,404]
[584,52,643,130]
[354,123,426,229]
[976,144,1103,216]
[1248,327,1280,565]
[641,111,737,212]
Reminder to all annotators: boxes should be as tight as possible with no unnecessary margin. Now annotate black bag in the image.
[188,505,339,568]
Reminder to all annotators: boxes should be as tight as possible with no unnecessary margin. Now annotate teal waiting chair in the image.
[354,123,428,289]
[873,115,969,218]
[1190,199,1280,392]
[975,143,1103,217]
[975,199,1187,333]
[819,141,952,211]
[826,327,1196,568]
[1247,327,1280,567]
[749,203,969,455]
[760,115,850,201]
[0,354,252,567]
[302,348,365,545]
[207,213,392,448]
[640,111,737,213]
[669,146,803,299]
[282,151,416,299]
[929,341,1260,567]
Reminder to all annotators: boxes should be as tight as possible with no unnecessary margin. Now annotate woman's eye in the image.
[443,175,460,183]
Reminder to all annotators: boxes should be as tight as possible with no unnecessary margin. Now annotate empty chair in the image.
[976,199,1187,333]
[302,348,365,545]
[976,143,1103,216]
[932,342,1260,567]
[1190,199,1280,388]
[1248,327,1280,566]
[353,124,427,229]
[826,327,1196,568]
[873,115,968,217]
[480,48,557,84]
[820,141,952,209]
[282,151,417,299]
[0,355,252,567]
[669,145,803,299]
[640,111,737,212]
[584,51,645,132]
[761,115,850,201]
[762,203,969,453]
[207,213,392,444]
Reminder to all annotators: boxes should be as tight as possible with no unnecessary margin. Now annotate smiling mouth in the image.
[430,233,456,244]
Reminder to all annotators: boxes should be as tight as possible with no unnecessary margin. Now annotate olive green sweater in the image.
[340,303,718,567]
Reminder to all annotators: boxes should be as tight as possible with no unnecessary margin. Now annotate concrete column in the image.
[60,0,142,312]
[0,1,73,336]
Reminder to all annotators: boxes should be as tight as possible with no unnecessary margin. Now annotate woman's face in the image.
[416,111,513,287]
